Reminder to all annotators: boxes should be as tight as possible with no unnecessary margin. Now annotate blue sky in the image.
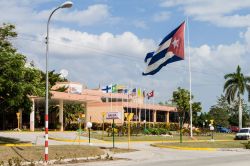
[1,0,250,111]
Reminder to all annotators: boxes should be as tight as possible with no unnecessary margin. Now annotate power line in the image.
[15,33,225,80]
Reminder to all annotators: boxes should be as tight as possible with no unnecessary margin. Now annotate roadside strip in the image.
[0,143,33,147]
[48,136,235,144]
[152,144,217,151]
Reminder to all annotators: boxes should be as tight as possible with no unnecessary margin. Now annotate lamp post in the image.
[87,122,92,144]
[44,1,73,162]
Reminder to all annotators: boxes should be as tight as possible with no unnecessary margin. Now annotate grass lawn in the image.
[84,131,236,142]
[154,140,249,148]
[0,145,104,162]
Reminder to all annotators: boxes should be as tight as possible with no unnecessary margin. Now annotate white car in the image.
[235,128,250,140]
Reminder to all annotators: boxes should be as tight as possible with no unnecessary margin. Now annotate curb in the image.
[48,137,106,143]
[152,144,217,151]
[0,143,33,147]
[49,136,235,144]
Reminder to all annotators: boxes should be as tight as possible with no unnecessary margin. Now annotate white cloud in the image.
[0,1,118,36]
[160,0,250,27]
[47,28,155,58]
[51,4,120,27]
[153,11,170,22]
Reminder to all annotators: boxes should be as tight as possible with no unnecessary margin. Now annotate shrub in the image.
[169,123,179,131]
[242,141,250,149]
[106,127,118,136]
[145,128,169,135]
[91,122,112,131]
[65,123,79,131]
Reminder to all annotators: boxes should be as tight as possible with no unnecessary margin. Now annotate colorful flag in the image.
[131,88,137,96]
[123,89,128,94]
[112,84,117,93]
[101,85,112,93]
[137,88,141,97]
[143,22,185,75]
[147,90,154,99]
[143,90,146,98]
[116,84,126,93]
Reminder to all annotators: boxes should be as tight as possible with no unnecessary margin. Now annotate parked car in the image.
[230,126,240,132]
[216,126,231,133]
[235,128,250,140]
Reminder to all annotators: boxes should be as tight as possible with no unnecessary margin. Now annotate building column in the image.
[18,108,23,129]
[30,98,35,131]
[166,111,169,123]
[153,110,157,123]
[84,103,88,129]
[59,100,64,132]
[139,109,141,123]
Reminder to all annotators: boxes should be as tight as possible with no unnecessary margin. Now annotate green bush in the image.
[242,141,250,149]
[106,127,118,137]
[169,123,179,131]
[144,128,170,135]
[65,123,79,131]
[92,122,111,131]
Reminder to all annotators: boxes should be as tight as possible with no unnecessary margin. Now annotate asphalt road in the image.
[72,151,250,166]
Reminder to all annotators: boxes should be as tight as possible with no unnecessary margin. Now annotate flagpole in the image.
[149,97,151,127]
[144,90,146,130]
[153,93,155,127]
[136,88,138,127]
[111,84,113,113]
[187,17,193,137]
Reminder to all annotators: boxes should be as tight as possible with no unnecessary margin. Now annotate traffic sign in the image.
[106,112,121,119]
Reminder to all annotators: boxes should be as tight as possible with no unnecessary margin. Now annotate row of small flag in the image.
[101,84,154,99]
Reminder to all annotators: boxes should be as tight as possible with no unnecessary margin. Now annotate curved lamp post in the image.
[45,1,73,162]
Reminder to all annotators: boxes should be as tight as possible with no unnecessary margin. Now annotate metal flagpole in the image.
[136,88,138,127]
[153,93,155,126]
[144,90,147,130]
[149,97,151,126]
[111,84,113,112]
[187,17,193,137]
[127,86,129,114]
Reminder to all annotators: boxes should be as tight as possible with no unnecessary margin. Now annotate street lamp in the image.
[44,1,73,162]
[87,122,93,144]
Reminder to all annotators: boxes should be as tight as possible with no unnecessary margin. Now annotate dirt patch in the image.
[0,145,136,165]
[0,145,104,162]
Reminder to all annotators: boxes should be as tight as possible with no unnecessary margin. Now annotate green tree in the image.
[208,107,229,127]
[228,99,250,127]
[224,65,250,128]
[0,24,44,112]
[172,87,202,129]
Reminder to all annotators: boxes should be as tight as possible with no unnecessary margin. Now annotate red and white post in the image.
[45,114,49,161]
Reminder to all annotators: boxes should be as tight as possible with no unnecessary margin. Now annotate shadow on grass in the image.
[0,136,30,144]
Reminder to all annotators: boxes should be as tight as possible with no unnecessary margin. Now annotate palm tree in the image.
[223,65,250,129]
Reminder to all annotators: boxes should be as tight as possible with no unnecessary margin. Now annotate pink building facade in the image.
[29,82,177,131]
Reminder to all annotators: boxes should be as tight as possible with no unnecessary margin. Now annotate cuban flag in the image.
[142,22,185,75]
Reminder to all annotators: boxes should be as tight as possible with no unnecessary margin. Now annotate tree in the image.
[224,65,250,128]
[172,87,202,128]
[228,99,250,127]
[209,107,229,127]
[0,24,44,113]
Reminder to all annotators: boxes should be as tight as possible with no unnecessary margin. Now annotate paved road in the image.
[1,132,250,166]
[74,148,250,166]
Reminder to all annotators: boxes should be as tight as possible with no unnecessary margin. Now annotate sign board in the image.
[69,83,82,94]
[210,126,214,131]
[106,112,121,119]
